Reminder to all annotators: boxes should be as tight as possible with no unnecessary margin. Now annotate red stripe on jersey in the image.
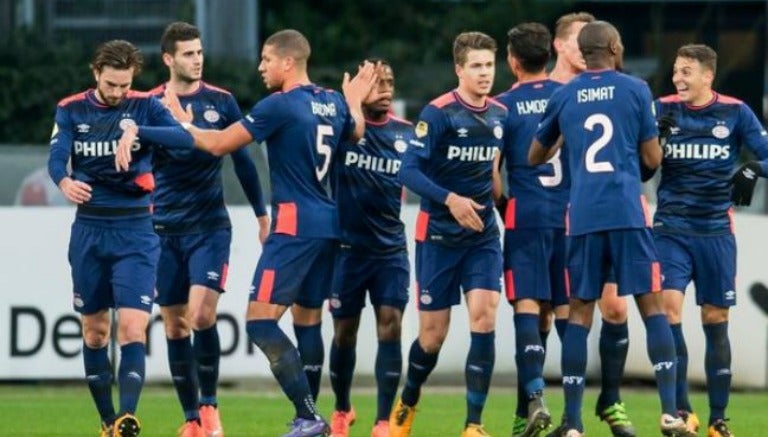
[148,84,165,96]
[220,263,229,289]
[275,202,298,236]
[487,97,507,111]
[203,81,232,95]
[716,93,743,105]
[564,268,571,298]
[651,262,661,292]
[256,269,275,302]
[415,210,429,242]
[727,207,735,234]
[58,91,88,107]
[658,94,681,103]
[134,172,155,192]
[415,281,421,311]
[388,114,413,125]
[430,92,456,108]
[504,269,515,301]
[565,204,571,236]
[505,198,516,230]
[126,90,152,99]
[640,195,652,227]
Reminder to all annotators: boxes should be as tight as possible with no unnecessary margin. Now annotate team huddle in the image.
[48,10,768,437]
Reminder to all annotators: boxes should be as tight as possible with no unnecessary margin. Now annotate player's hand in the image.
[58,177,92,204]
[115,123,138,172]
[657,113,676,146]
[445,192,485,232]
[731,161,763,206]
[342,61,378,108]
[257,214,271,245]
[162,88,193,123]
[494,195,508,224]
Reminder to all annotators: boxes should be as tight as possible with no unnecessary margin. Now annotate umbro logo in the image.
[140,295,152,306]
[207,271,220,281]
[77,124,91,133]
[457,128,469,138]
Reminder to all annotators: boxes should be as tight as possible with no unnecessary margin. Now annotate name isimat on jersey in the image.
[516,99,548,115]
[664,143,731,160]
[344,151,401,174]
[74,139,140,157]
[311,101,337,117]
[577,86,615,103]
[447,145,498,162]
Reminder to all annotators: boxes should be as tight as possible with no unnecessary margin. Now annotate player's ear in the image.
[162,52,173,68]
[92,68,100,83]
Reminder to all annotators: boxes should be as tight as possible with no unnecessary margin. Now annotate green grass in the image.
[0,385,765,436]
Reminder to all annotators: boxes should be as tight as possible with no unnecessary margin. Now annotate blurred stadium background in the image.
[1,0,768,408]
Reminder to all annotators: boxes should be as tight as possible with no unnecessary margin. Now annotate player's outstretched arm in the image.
[342,61,378,142]
[639,137,662,170]
[529,136,561,166]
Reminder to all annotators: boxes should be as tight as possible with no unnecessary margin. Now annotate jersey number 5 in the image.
[584,113,614,173]
[315,124,333,181]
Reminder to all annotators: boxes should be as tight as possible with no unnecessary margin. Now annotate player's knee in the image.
[119,324,147,344]
[187,308,216,331]
[376,308,402,342]
[333,328,358,348]
[601,305,627,323]
[83,330,110,348]
[701,305,729,325]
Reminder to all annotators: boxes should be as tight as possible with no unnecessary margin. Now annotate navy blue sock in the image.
[597,320,628,410]
[401,340,439,407]
[167,337,200,421]
[561,323,589,432]
[193,325,220,406]
[515,314,545,398]
[515,353,526,418]
[703,322,731,425]
[644,314,677,416]
[465,331,495,426]
[329,341,356,412]
[117,342,146,415]
[247,320,318,419]
[670,323,692,412]
[83,343,116,424]
[294,323,324,402]
[375,340,402,421]
[555,318,568,341]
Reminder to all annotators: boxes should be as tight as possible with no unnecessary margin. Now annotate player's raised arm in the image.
[342,61,378,142]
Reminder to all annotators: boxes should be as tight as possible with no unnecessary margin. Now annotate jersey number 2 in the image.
[584,113,614,173]
[315,124,333,181]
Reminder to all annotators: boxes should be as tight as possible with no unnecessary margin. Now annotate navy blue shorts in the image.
[503,228,567,306]
[329,248,410,318]
[249,234,337,309]
[655,232,737,307]
[155,228,232,306]
[69,217,160,314]
[566,228,660,301]
[415,239,502,311]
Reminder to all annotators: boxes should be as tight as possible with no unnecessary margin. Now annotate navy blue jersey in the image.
[240,84,354,239]
[335,114,413,255]
[402,91,507,246]
[48,89,181,216]
[536,70,657,236]
[149,82,265,234]
[496,79,568,229]
[653,93,768,235]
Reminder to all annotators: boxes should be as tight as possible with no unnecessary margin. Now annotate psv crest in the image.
[712,124,730,139]
[204,109,220,123]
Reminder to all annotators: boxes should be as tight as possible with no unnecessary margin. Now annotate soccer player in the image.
[48,40,194,437]
[158,29,377,437]
[328,60,413,437]
[492,22,561,437]
[149,22,269,437]
[544,12,636,437]
[653,43,768,437]
[529,21,691,437]
[389,31,507,437]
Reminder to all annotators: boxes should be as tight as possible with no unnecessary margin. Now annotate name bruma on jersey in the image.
[664,142,730,160]
[344,151,401,174]
[74,139,141,157]
[447,145,498,161]
[311,101,337,117]
[577,86,615,103]
[516,99,548,115]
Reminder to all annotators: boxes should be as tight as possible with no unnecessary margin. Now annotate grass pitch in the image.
[0,384,765,436]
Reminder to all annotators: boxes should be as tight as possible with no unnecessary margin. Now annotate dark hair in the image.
[577,20,620,58]
[264,29,311,65]
[90,39,143,75]
[160,21,201,55]
[554,12,595,39]
[453,31,497,65]
[677,44,717,75]
[507,23,551,73]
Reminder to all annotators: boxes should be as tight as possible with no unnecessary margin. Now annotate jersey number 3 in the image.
[584,113,614,173]
[315,124,333,181]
